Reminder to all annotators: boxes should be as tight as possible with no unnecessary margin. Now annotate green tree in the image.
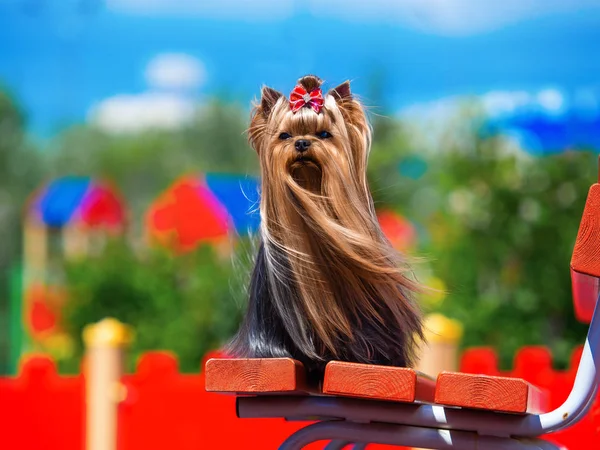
[427,143,594,368]
[372,105,596,368]
[0,87,44,374]
[60,238,253,373]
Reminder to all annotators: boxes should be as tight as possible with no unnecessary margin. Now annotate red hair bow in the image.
[289,85,324,114]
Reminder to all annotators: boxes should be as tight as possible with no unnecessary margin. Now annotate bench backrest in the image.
[571,158,600,323]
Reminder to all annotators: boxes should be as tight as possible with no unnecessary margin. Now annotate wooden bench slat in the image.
[571,182,600,323]
[571,183,600,279]
[323,361,436,403]
[435,371,547,414]
[205,358,309,394]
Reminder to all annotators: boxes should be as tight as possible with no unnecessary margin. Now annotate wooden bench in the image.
[205,159,600,449]
[206,358,546,415]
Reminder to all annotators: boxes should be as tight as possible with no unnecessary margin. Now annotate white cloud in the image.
[106,0,294,20]
[481,91,532,117]
[400,96,463,123]
[145,53,205,90]
[88,92,196,134]
[404,88,570,120]
[536,89,565,114]
[397,87,578,155]
[88,52,206,133]
[482,88,568,117]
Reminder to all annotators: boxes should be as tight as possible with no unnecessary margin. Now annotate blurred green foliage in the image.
[0,88,44,374]
[421,143,594,369]
[0,83,596,373]
[370,109,594,368]
[60,239,252,373]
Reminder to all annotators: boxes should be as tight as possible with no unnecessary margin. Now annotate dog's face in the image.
[249,76,371,197]
[269,102,336,193]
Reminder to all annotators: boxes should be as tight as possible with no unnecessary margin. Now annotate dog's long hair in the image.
[228,75,423,383]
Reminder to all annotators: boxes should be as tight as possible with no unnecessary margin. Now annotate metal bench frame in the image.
[235,293,599,449]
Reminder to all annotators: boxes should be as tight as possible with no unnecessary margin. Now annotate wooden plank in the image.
[571,183,600,279]
[322,361,436,403]
[204,358,309,394]
[435,371,547,414]
[571,181,600,323]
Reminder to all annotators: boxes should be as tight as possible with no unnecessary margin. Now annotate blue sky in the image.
[1,0,600,137]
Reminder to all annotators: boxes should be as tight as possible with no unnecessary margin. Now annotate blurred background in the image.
[1,0,599,375]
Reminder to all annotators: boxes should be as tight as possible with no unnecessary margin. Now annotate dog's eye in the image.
[279,132,292,140]
[316,131,332,139]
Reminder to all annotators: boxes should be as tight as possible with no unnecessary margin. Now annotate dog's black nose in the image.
[294,139,311,153]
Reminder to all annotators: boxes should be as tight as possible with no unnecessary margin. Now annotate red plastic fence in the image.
[1,347,598,450]
[0,356,84,450]
[118,351,316,450]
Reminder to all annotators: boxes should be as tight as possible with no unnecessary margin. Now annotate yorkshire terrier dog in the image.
[228,75,423,384]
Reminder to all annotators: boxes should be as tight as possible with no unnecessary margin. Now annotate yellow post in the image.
[83,318,132,450]
[63,223,89,260]
[23,218,47,283]
[416,313,464,376]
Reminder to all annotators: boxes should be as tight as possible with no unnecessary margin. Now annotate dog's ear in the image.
[329,81,352,102]
[249,86,284,152]
[259,86,284,117]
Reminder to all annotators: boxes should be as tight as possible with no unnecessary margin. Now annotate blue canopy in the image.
[36,176,92,227]
[205,174,261,236]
